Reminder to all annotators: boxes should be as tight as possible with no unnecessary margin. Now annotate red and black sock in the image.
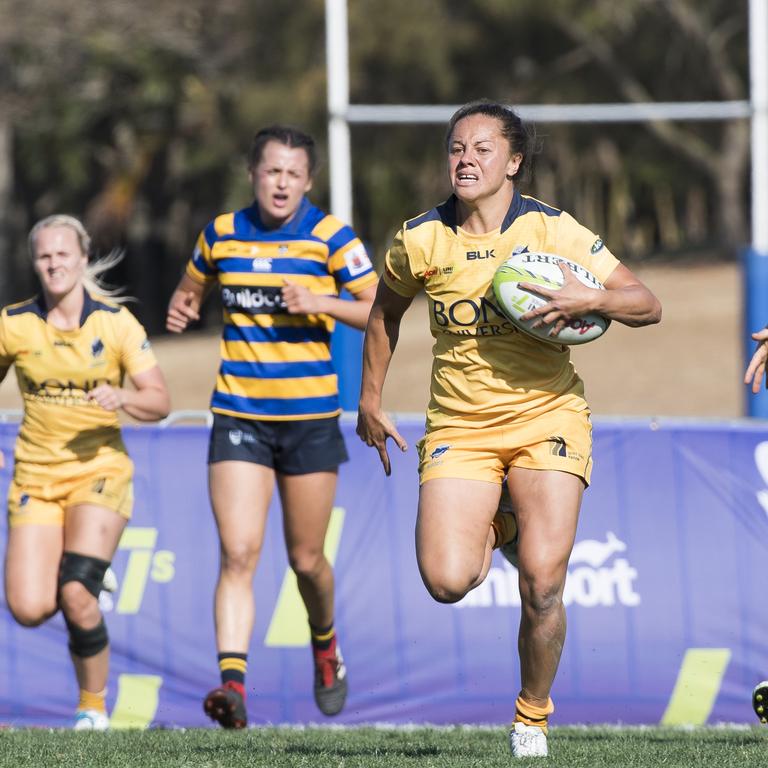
[218,652,247,697]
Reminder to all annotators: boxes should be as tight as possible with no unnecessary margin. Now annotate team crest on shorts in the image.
[228,429,255,447]
[429,444,451,462]
[229,429,243,446]
[548,436,583,462]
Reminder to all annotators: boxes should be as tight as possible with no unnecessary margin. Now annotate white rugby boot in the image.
[74,709,110,731]
[102,566,119,593]
[509,722,548,758]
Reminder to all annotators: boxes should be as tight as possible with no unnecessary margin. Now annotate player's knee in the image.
[287,548,325,581]
[519,577,563,617]
[59,551,109,598]
[59,580,100,626]
[220,544,261,577]
[422,570,474,604]
[65,616,109,658]
[7,596,57,627]
[58,552,108,625]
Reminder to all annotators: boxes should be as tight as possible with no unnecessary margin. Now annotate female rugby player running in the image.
[0,215,170,729]
[357,100,661,757]
[167,124,377,727]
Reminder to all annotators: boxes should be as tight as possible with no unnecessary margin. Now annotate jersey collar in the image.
[33,288,101,326]
[246,196,312,235]
[442,189,524,234]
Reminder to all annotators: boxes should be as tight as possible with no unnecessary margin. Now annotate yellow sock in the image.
[78,688,106,713]
[514,695,554,734]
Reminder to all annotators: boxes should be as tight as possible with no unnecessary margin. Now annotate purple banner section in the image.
[1,417,768,727]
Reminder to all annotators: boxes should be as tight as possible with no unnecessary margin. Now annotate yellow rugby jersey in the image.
[0,291,158,464]
[186,197,377,421]
[383,191,620,431]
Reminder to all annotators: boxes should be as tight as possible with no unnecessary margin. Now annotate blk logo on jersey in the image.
[466,249,495,261]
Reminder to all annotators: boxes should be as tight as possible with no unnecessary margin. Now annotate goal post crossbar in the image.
[343,101,751,124]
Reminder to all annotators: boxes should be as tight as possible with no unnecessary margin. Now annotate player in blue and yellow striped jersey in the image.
[0,215,170,730]
[167,125,377,726]
[357,101,660,758]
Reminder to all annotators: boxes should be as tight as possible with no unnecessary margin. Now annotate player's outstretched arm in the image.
[745,328,768,394]
[357,281,412,476]
[166,274,206,333]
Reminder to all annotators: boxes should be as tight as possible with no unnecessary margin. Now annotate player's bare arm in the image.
[87,365,170,421]
[521,262,661,334]
[166,274,207,333]
[357,281,412,475]
[745,328,768,393]
[282,281,376,330]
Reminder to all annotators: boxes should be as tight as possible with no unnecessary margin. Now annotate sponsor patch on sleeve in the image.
[590,238,604,254]
[344,244,373,276]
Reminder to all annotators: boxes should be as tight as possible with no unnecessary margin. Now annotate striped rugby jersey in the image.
[383,190,620,432]
[186,197,377,421]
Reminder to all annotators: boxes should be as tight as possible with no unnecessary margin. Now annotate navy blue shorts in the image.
[207,413,349,475]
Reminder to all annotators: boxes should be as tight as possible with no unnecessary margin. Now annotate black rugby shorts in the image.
[207,413,348,474]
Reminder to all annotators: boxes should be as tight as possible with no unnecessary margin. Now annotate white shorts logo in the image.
[229,429,243,446]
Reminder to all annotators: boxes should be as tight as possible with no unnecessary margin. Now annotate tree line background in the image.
[0,0,750,334]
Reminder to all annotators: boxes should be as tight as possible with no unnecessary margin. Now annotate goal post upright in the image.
[745,0,768,417]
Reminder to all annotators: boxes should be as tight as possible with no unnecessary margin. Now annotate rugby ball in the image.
[492,252,610,345]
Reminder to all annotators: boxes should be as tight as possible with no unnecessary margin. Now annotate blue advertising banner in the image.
[1,417,768,727]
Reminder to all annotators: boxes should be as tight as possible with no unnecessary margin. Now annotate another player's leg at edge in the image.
[753,681,768,723]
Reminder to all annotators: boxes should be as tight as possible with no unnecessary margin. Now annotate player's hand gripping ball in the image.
[492,252,610,345]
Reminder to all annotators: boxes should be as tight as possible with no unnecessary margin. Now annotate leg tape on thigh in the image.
[65,617,109,658]
[59,552,111,599]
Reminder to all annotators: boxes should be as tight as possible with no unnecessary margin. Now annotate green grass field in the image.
[0,726,765,768]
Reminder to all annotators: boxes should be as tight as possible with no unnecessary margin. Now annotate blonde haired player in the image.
[0,215,170,729]
[357,100,661,757]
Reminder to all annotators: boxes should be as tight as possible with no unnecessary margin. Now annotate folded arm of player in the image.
[745,328,768,394]
[87,366,171,422]
[282,281,377,330]
[520,262,661,336]
[356,281,412,476]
